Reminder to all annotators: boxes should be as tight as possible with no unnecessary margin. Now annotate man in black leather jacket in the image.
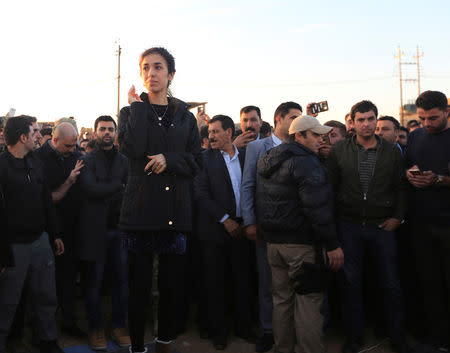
[256,115,343,353]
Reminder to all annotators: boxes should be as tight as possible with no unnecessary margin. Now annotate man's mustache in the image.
[209,138,217,143]
[245,127,256,132]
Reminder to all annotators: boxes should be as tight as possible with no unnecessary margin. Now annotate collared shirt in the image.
[271,133,283,147]
[220,145,242,222]
[354,136,378,195]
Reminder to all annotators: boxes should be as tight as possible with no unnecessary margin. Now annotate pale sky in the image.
[1,0,449,129]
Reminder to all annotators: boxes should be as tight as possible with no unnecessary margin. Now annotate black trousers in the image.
[411,223,450,346]
[128,251,186,351]
[201,236,252,340]
[55,251,80,327]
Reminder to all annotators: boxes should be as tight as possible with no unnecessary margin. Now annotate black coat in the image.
[78,146,128,263]
[34,141,83,253]
[256,141,339,251]
[0,151,60,267]
[194,148,246,243]
[118,95,202,233]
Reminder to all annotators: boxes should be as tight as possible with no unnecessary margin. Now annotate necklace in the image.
[149,102,169,121]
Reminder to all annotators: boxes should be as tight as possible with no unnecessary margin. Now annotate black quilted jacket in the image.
[255,141,339,251]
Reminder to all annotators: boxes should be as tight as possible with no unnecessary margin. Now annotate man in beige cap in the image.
[255,115,344,353]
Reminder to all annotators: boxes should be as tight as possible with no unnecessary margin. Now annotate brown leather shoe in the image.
[89,330,107,351]
[112,328,131,348]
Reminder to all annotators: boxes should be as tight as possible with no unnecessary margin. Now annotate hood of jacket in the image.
[258,141,315,178]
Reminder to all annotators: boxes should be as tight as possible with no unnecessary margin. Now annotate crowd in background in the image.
[0,46,449,353]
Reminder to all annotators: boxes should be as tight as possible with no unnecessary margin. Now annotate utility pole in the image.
[415,46,424,96]
[395,47,404,125]
[395,46,423,126]
[116,41,122,118]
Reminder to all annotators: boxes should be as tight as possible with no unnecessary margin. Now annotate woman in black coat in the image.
[118,47,202,353]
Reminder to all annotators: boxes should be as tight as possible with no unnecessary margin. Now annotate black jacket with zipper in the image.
[118,94,202,233]
[255,141,339,251]
[0,151,60,267]
[327,135,407,225]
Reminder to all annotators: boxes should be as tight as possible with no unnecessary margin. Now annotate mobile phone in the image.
[310,101,329,115]
[197,106,204,114]
[410,169,422,176]
[8,108,16,117]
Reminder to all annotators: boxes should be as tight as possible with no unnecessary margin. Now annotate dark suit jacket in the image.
[194,147,246,243]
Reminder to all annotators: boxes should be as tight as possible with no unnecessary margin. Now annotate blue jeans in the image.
[338,221,404,342]
[84,229,128,330]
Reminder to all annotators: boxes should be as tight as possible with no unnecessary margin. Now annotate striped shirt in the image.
[356,140,378,195]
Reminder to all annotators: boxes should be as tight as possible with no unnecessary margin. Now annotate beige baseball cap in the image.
[288,115,333,135]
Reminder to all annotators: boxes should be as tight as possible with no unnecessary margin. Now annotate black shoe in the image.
[213,336,227,350]
[61,325,87,338]
[39,340,64,353]
[255,333,274,352]
[342,341,361,353]
[6,339,32,353]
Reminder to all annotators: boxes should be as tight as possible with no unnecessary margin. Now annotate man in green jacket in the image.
[327,100,409,353]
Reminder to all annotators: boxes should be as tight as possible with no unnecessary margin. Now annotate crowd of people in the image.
[0,46,449,353]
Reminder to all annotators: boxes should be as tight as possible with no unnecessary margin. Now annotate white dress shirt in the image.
[219,145,242,223]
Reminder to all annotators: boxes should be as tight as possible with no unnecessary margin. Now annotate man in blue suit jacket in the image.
[240,102,303,352]
[194,115,251,351]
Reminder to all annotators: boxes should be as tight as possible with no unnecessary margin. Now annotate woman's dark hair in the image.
[415,90,447,111]
[139,47,177,108]
[350,100,378,121]
[209,115,236,137]
[4,115,36,146]
[140,47,175,74]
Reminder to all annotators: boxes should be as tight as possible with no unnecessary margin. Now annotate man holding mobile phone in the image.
[405,90,450,352]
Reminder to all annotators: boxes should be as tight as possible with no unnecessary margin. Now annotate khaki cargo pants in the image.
[267,243,324,353]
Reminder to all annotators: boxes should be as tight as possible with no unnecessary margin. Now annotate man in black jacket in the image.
[194,115,252,350]
[327,100,409,353]
[78,116,130,350]
[0,116,64,353]
[256,115,343,353]
[405,91,450,351]
[33,122,85,337]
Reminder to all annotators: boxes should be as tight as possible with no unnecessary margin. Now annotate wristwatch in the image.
[435,174,444,184]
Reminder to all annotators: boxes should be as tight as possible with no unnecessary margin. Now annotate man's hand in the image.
[128,85,143,104]
[54,238,65,256]
[327,247,344,271]
[245,224,258,242]
[319,144,331,158]
[406,166,437,188]
[306,103,319,117]
[379,218,401,232]
[68,160,84,185]
[145,154,167,175]
[223,218,242,238]
[233,131,257,149]
[196,110,210,129]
